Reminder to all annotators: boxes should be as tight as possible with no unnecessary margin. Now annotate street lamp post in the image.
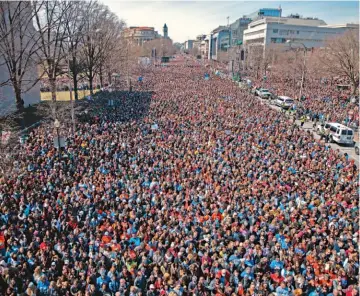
[287,40,307,99]
[126,39,130,90]
[67,36,75,135]
[54,119,61,159]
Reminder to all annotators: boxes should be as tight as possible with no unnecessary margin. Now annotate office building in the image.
[243,16,359,50]
[123,27,157,46]
[228,8,282,48]
[230,17,252,46]
[201,36,210,59]
[184,40,195,50]
[193,35,206,52]
[246,7,282,20]
[209,26,231,60]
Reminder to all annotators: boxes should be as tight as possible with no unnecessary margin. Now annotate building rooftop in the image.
[196,34,206,41]
[128,26,155,31]
[211,26,230,34]
[248,16,327,28]
[318,23,359,29]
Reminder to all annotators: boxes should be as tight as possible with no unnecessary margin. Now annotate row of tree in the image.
[189,30,358,96]
[0,0,126,111]
[243,30,359,96]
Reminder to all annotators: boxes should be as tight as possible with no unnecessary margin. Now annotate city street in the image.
[0,0,358,294]
[256,95,359,166]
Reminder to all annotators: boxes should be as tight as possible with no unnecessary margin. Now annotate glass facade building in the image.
[247,8,282,20]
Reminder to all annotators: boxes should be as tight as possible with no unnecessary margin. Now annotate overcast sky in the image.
[102,1,359,42]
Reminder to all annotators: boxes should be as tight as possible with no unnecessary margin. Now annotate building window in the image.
[271,37,286,44]
[279,30,289,35]
[273,29,278,33]
[246,37,264,44]
[297,31,300,34]
[244,29,265,37]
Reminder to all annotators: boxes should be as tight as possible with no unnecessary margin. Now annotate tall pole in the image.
[287,40,307,99]
[126,40,130,90]
[243,45,246,72]
[299,43,306,99]
[56,127,61,159]
[67,36,75,135]
[237,44,241,79]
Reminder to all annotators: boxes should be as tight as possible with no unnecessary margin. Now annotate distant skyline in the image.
[103,1,359,42]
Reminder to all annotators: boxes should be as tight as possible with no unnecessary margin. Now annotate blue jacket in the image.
[270,259,284,270]
[276,286,290,295]
[96,275,110,288]
[37,280,49,295]
[109,280,119,292]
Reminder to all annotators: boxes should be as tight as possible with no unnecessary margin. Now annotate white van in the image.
[275,96,294,109]
[317,122,354,144]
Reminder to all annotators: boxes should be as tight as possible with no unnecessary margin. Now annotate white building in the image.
[184,40,195,50]
[208,26,231,60]
[243,16,359,50]
[200,36,210,59]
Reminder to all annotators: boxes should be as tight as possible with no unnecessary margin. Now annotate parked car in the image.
[254,88,264,95]
[355,142,359,155]
[275,96,294,109]
[255,88,272,99]
[317,122,354,145]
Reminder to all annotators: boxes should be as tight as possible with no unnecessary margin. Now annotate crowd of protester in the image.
[0,55,358,296]
[249,74,359,129]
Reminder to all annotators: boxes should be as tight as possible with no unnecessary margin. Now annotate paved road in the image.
[256,96,359,166]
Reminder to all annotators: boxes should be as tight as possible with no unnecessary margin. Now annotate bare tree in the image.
[102,39,126,85]
[247,45,263,80]
[320,30,359,95]
[82,1,125,95]
[32,1,73,116]
[0,1,43,110]
[188,46,200,57]
[63,1,88,101]
[141,38,176,59]
[262,45,281,77]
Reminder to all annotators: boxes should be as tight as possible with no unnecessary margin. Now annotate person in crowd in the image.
[0,55,358,296]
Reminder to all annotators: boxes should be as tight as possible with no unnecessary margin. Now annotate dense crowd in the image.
[249,75,359,129]
[0,55,358,296]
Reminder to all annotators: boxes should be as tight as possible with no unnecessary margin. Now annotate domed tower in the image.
[163,23,168,39]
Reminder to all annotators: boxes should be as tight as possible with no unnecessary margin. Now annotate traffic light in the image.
[240,50,245,61]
